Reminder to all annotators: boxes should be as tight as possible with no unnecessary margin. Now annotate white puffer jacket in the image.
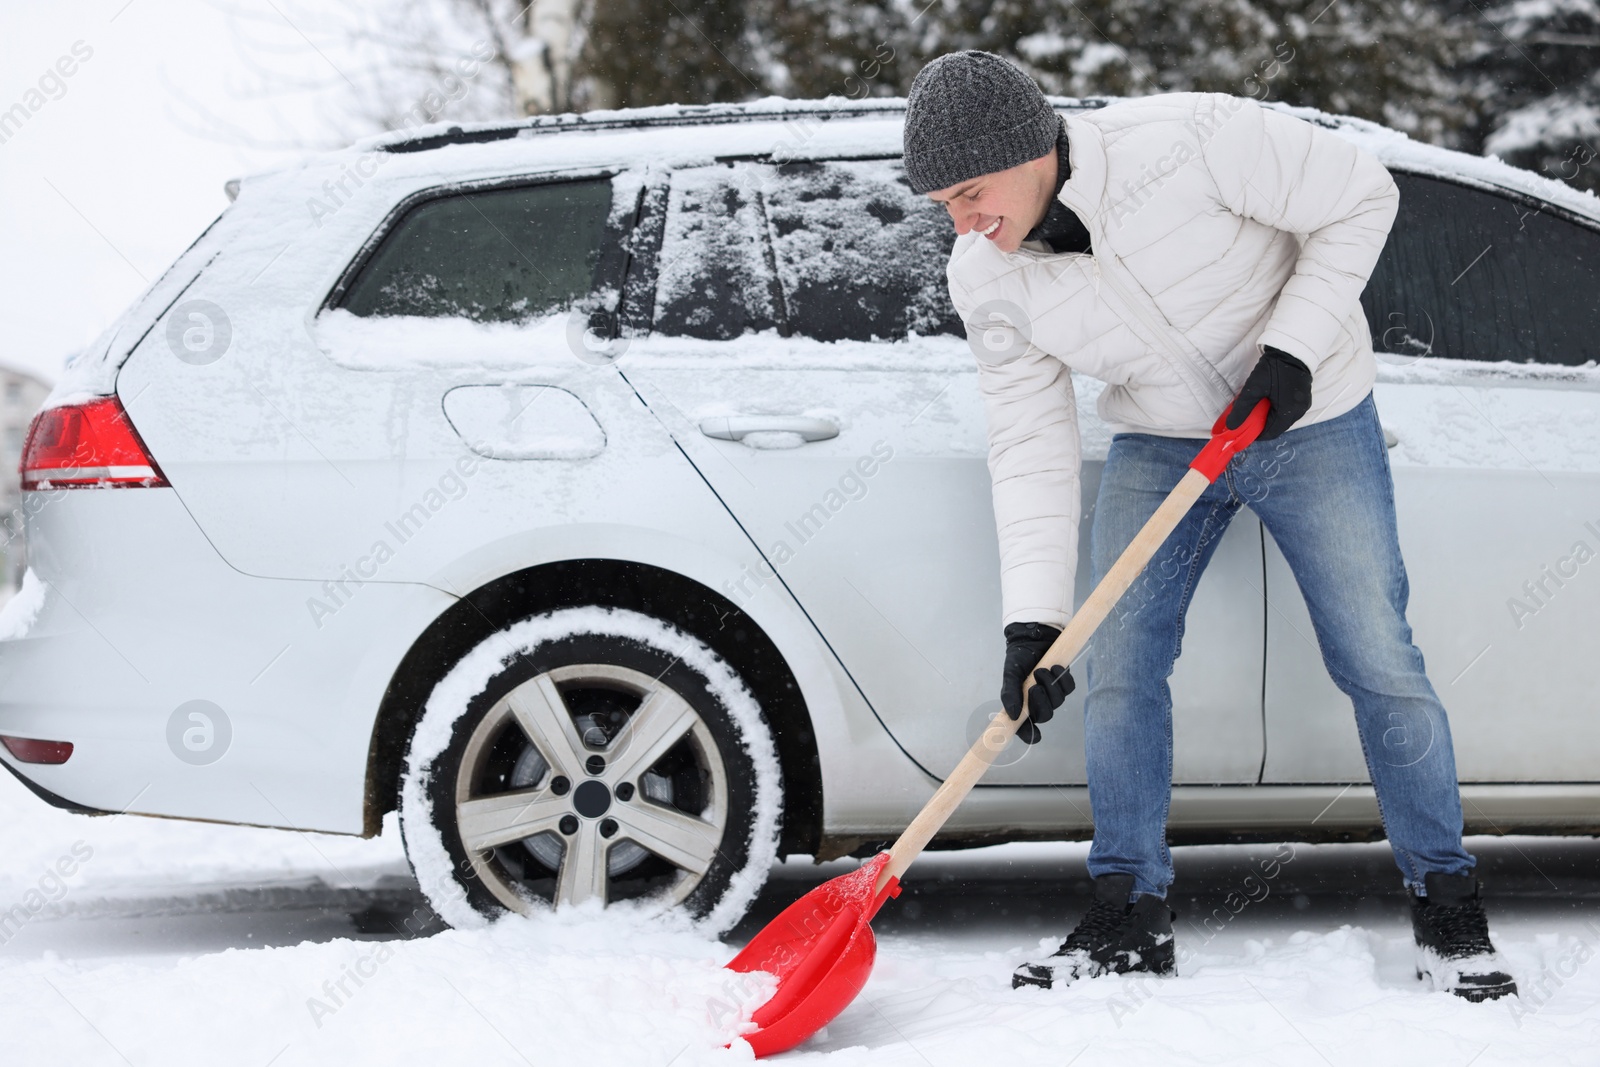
[947,92,1399,628]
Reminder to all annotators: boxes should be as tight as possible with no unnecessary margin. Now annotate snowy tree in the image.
[577,0,913,107]
[189,0,598,148]
[893,0,1477,145]
[581,0,1479,148]
[199,0,1600,196]
[1459,0,1600,193]
[578,0,757,109]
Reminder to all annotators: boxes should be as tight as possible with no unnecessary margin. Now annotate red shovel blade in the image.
[726,852,901,1057]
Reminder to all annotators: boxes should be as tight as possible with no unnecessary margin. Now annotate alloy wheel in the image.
[452,663,730,911]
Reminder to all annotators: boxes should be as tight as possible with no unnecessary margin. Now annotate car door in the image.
[622,157,1267,785]
[1262,171,1600,784]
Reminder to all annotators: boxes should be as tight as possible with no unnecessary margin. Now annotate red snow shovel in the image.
[726,398,1270,1056]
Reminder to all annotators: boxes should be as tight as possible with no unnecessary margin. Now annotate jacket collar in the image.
[1053,113,1108,244]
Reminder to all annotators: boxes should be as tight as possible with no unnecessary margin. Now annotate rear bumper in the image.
[0,756,107,814]
[0,488,455,834]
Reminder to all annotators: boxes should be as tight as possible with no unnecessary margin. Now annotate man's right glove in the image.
[1000,621,1076,745]
[1225,345,1312,441]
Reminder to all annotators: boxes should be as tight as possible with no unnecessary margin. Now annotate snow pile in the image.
[765,837,1600,1065]
[788,922,1600,1065]
[0,761,772,1065]
[1371,357,1600,473]
[315,306,573,370]
[0,907,767,1065]
[1,751,1597,1066]
[1375,355,1600,388]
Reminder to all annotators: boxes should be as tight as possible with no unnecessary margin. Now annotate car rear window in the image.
[1363,173,1600,366]
[338,178,613,322]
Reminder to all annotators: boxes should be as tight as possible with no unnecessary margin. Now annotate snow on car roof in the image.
[328,93,1600,226]
[1257,98,1600,227]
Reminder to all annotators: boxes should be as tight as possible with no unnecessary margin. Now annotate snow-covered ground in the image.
[1,763,1597,1065]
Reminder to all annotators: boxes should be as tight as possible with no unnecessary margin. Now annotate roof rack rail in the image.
[378,99,904,154]
[376,96,1118,155]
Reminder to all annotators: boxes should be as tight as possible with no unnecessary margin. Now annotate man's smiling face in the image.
[925,149,1058,254]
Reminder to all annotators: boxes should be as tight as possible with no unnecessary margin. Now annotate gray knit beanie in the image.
[902,51,1061,195]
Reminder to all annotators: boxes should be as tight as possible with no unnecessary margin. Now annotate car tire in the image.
[399,606,783,934]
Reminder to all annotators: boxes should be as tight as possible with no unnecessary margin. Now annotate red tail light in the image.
[0,735,73,765]
[19,396,168,490]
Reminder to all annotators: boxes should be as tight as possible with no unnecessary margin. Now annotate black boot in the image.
[1411,871,1517,1002]
[1014,873,1176,990]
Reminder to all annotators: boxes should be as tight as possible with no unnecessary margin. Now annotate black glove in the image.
[1000,622,1076,745]
[1226,345,1312,441]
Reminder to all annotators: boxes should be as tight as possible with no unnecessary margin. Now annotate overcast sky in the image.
[0,1,342,385]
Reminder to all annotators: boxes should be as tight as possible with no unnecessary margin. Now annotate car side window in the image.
[1362,172,1600,365]
[762,160,962,342]
[338,178,613,322]
[651,164,784,339]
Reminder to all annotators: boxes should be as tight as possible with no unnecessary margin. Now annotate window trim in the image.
[615,169,669,338]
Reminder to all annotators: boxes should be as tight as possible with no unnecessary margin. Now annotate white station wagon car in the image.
[2,97,1598,930]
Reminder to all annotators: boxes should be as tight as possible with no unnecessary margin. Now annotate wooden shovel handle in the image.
[878,399,1269,890]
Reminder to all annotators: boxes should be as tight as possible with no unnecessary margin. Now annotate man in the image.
[902,50,1516,1002]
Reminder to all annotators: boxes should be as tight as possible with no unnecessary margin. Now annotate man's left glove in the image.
[1225,345,1312,441]
[1001,622,1076,745]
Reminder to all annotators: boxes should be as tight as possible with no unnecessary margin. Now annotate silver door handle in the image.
[697,415,839,443]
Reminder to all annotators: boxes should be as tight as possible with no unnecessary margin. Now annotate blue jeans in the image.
[1083,391,1475,899]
